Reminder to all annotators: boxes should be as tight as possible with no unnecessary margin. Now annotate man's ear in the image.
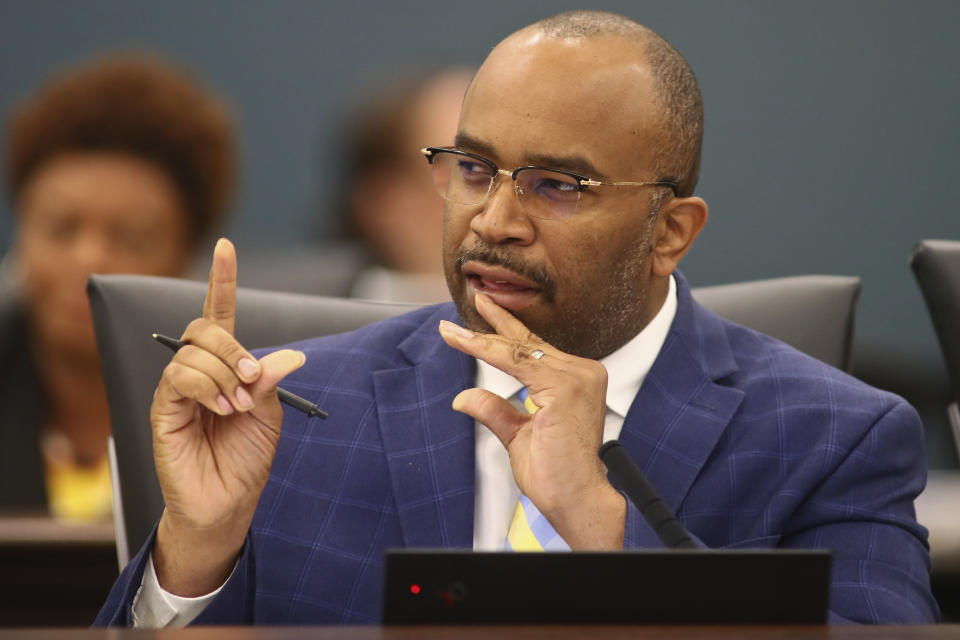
[650,196,708,277]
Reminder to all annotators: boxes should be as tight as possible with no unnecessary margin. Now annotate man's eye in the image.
[532,176,579,201]
[457,160,490,183]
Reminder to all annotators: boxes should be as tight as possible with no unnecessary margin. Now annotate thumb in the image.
[452,388,527,448]
[250,349,307,402]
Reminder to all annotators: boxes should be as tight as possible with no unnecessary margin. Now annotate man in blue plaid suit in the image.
[97,10,938,626]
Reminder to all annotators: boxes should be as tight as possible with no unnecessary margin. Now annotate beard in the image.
[445,212,659,360]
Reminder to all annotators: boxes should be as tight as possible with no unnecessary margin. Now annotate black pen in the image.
[152,333,328,419]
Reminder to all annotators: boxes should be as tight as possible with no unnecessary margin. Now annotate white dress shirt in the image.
[473,275,677,548]
[134,276,678,626]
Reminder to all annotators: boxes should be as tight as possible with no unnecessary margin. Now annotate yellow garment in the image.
[506,499,543,551]
[504,387,570,551]
[521,392,540,416]
[44,453,113,522]
[509,388,544,550]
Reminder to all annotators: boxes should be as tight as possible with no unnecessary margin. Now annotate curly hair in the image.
[4,52,237,242]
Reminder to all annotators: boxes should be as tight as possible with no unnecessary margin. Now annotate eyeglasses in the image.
[421,146,678,221]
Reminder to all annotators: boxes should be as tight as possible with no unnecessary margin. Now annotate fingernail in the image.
[237,357,259,380]
[440,319,474,339]
[235,386,254,410]
[216,394,234,415]
[452,395,464,412]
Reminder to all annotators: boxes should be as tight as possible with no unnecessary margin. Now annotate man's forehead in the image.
[474,30,651,97]
[458,31,661,173]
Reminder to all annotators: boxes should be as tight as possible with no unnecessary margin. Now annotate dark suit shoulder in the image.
[276,302,454,366]
[726,318,900,405]
[257,302,460,424]
[712,318,919,459]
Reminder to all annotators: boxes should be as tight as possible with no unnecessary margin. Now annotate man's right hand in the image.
[149,238,306,596]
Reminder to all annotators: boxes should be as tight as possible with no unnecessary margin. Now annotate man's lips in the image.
[461,261,541,310]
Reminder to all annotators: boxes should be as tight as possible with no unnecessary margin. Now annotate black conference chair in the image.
[909,239,960,618]
[89,276,418,567]
[88,273,860,567]
[911,239,960,459]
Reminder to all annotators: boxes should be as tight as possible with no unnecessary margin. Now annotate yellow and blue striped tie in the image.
[504,387,571,551]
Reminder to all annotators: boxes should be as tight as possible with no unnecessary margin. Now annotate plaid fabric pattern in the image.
[504,387,570,551]
[95,272,938,626]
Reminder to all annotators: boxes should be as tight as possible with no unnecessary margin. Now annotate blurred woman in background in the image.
[0,53,236,521]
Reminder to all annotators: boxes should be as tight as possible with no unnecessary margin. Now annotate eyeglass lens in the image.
[429,151,582,220]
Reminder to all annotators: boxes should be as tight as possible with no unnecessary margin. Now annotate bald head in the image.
[511,11,704,197]
[445,14,710,358]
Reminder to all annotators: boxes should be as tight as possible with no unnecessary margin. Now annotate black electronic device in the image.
[382,548,831,625]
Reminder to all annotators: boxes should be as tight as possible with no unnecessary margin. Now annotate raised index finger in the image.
[203,238,238,335]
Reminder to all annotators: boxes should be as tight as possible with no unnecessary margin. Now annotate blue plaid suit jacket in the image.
[96,273,938,625]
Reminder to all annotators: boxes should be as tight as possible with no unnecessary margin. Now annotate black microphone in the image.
[598,440,696,549]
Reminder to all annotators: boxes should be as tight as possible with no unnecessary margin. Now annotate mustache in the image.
[455,243,556,302]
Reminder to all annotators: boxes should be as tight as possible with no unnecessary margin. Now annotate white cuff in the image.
[131,551,233,628]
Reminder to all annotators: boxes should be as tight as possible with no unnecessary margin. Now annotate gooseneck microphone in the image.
[598,440,696,549]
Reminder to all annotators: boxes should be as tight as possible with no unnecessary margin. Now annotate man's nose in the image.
[468,176,535,245]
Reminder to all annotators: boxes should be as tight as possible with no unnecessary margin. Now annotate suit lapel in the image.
[616,274,745,514]
[371,275,744,548]
[374,304,477,549]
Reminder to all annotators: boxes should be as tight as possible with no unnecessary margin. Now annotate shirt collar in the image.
[476,275,678,417]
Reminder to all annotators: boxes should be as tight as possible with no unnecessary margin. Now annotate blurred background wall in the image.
[1,0,958,463]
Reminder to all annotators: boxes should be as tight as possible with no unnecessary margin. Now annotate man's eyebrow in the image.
[523,152,607,181]
[453,132,608,180]
[453,132,496,158]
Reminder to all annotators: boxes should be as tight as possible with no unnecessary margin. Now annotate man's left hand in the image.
[438,292,626,550]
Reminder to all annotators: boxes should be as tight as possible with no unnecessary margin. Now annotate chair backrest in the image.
[691,275,859,372]
[911,240,960,400]
[89,272,859,565]
[88,275,418,567]
[910,239,960,457]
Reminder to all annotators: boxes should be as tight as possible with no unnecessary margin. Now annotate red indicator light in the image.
[410,584,421,595]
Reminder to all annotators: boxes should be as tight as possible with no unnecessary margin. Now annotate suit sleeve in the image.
[93,527,155,626]
[94,527,257,626]
[779,399,939,624]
